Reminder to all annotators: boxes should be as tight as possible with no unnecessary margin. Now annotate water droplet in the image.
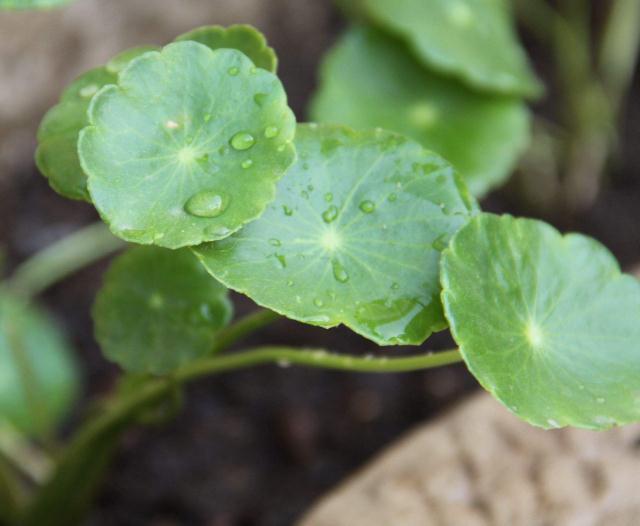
[359,200,375,213]
[391,282,400,290]
[165,120,180,129]
[277,359,291,368]
[324,193,333,203]
[277,144,286,152]
[432,234,448,251]
[184,190,229,218]
[322,205,338,223]
[250,66,257,74]
[313,298,324,308]
[596,397,605,404]
[287,280,294,287]
[307,184,314,192]
[253,93,267,107]
[332,259,349,283]
[241,159,253,169]
[79,84,99,98]
[230,132,255,151]
[218,145,229,156]
[269,238,281,247]
[204,114,212,123]
[301,190,309,199]
[228,66,239,76]
[264,126,279,139]
[388,193,398,202]
[283,205,293,216]
[303,162,310,170]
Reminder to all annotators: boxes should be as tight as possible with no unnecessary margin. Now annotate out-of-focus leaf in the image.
[93,246,232,374]
[311,27,530,197]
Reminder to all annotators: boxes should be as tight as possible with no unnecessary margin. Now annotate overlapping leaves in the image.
[37,24,281,203]
[441,214,640,429]
[195,124,477,345]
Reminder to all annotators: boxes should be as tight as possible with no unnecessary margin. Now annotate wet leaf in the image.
[311,27,530,197]
[176,24,278,72]
[79,41,296,248]
[0,292,78,436]
[195,124,477,346]
[37,24,280,203]
[441,214,640,429]
[93,246,232,374]
[359,0,543,97]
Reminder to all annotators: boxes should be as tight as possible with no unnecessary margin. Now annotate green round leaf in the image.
[311,27,530,197]
[0,292,78,436]
[0,0,71,9]
[94,246,233,375]
[360,0,543,98]
[36,46,158,202]
[176,24,278,73]
[194,124,477,346]
[79,41,296,249]
[441,214,640,430]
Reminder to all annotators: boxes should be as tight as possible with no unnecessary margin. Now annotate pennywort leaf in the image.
[176,24,278,73]
[0,292,78,436]
[359,0,543,98]
[441,214,640,430]
[311,27,530,197]
[93,246,232,375]
[79,41,296,248]
[194,124,477,346]
[36,47,158,202]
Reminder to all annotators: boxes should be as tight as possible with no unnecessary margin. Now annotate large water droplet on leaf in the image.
[332,259,349,283]
[359,200,376,213]
[185,190,229,218]
[264,126,279,139]
[230,132,256,151]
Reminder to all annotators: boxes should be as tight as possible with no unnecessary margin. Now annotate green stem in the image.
[598,0,640,114]
[8,222,125,300]
[181,346,462,380]
[210,309,281,354]
[23,346,461,525]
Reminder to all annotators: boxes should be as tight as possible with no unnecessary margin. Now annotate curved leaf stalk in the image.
[22,344,461,525]
[8,222,125,300]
